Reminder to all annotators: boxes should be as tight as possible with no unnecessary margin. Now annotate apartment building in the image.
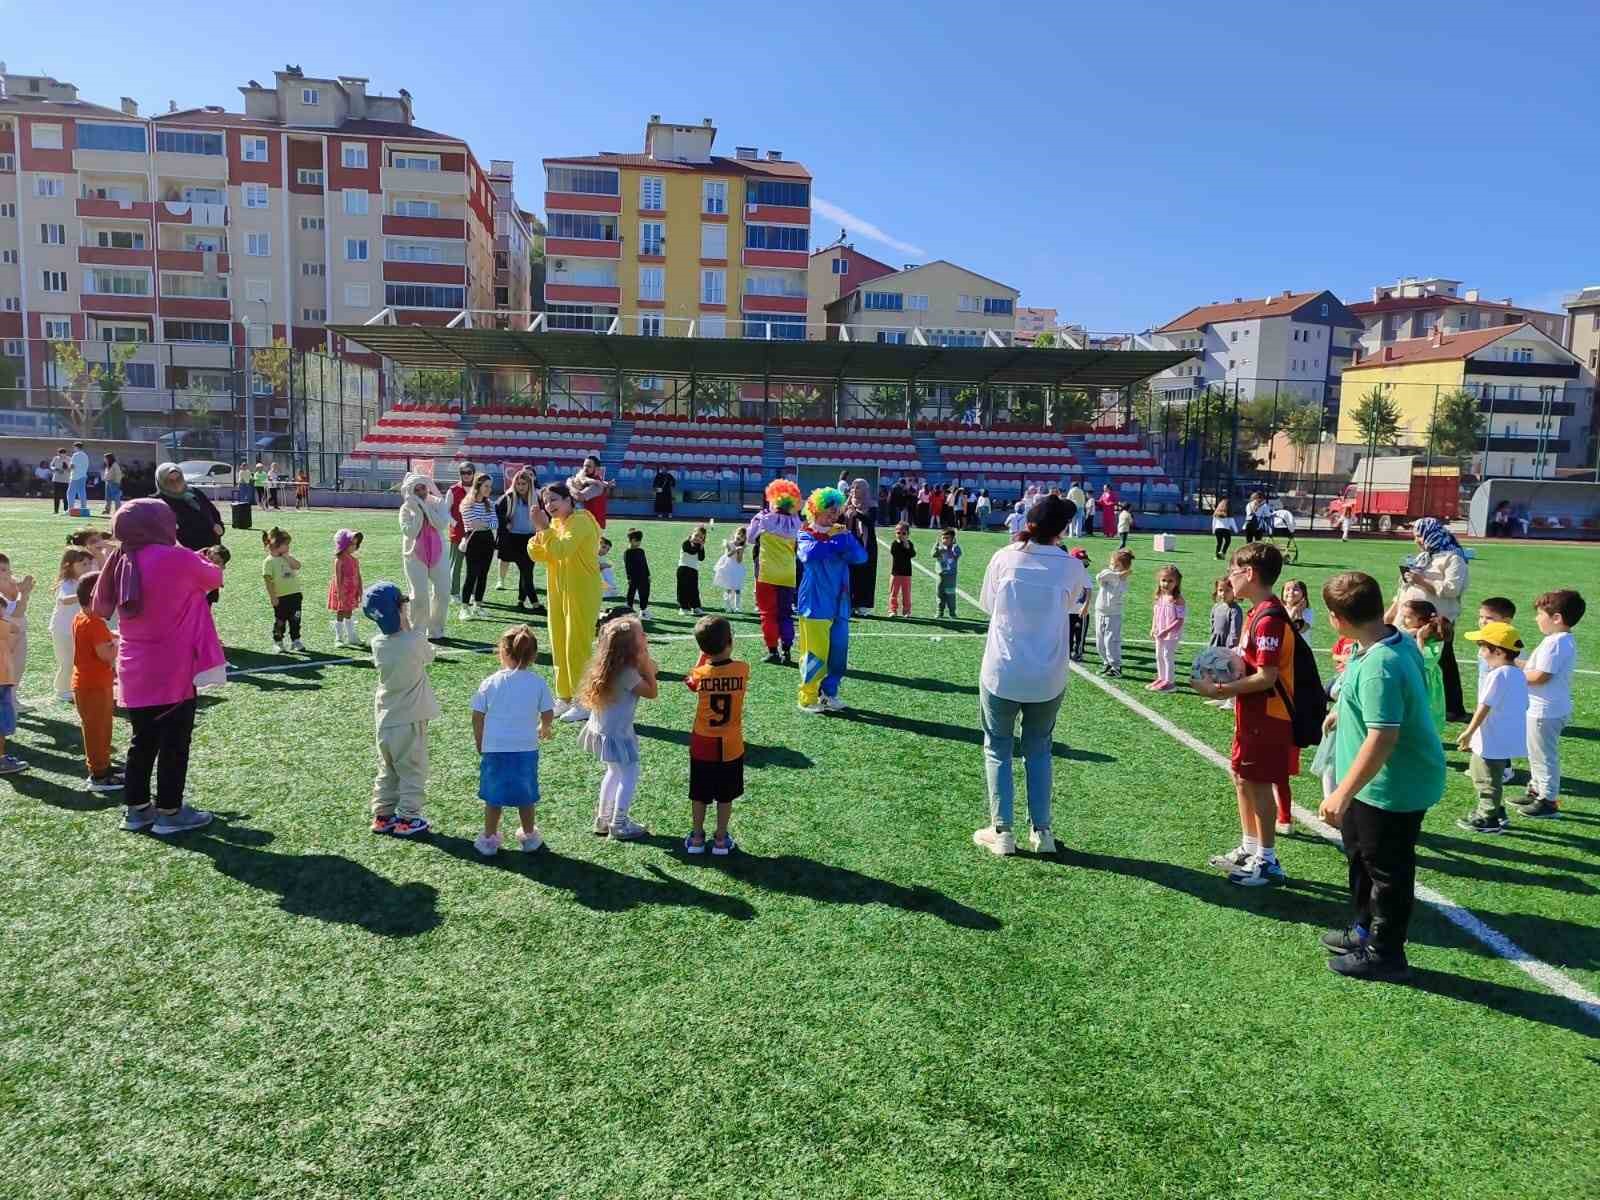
[1013,305,1059,343]
[1563,285,1600,375]
[805,242,894,335]
[0,65,499,424]
[1348,276,1566,354]
[542,116,812,338]
[1149,289,1365,418]
[488,160,534,325]
[823,260,1019,346]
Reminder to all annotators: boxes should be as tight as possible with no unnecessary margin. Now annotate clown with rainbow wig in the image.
[747,479,804,664]
[795,486,868,714]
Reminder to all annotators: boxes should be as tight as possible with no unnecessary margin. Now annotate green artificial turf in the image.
[1,499,1596,1199]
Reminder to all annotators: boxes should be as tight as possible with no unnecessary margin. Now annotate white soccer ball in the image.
[1191,646,1246,686]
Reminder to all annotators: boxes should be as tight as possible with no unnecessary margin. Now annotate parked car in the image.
[179,460,236,491]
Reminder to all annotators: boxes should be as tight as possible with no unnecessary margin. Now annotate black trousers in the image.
[1215,529,1232,558]
[1344,800,1426,957]
[1068,613,1087,660]
[1440,623,1466,718]
[271,593,302,642]
[677,566,701,611]
[126,697,198,811]
[499,535,539,608]
[627,573,651,611]
[52,481,67,513]
[462,530,496,605]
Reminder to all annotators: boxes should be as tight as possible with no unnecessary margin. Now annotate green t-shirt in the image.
[1417,637,1445,736]
[262,554,301,598]
[1334,630,1445,812]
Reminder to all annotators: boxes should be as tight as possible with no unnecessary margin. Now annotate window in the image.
[296,169,324,187]
[179,234,223,253]
[125,362,155,389]
[957,294,975,312]
[3,298,18,311]
[638,267,664,301]
[637,221,663,254]
[0,203,13,217]
[76,122,147,153]
[384,284,465,309]
[85,269,149,296]
[35,177,63,198]
[302,262,326,277]
[302,87,320,105]
[747,180,810,208]
[746,316,804,340]
[982,297,1014,316]
[156,129,224,156]
[1319,302,1329,317]
[31,123,63,150]
[302,307,327,322]
[94,322,148,344]
[391,153,439,172]
[744,224,807,252]
[639,176,664,210]
[864,291,903,311]
[341,143,368,169]
[242,136,269,162]
[244,183,269,209]
[3,339,21,356]
[1231,330,1239,343]
[300,216,324,231]
[344,283,371,307]
[245,278,270,302]
[700,269,725,305]
[160,273,227,298]
[0,250,14,264]
[40,223,65,245]
[178,186,224,204]
[43,318,73,339]
[246,233,271,257]
[41,270,68,293]
[545,166,619,195]
[0,154,13,171]
[345,238,368,261]
[94,229,146,250]
[393,198,440,218]
[831,257,848,276]
[384,240,464,264]
[700,223,726,259]
[699,316,725,338]
[343,188,368,215]
[703,180,726,215]
[1510,347,1534,363]
[908,294,928,311]
[640,314,663,337]
[745,275,803,298]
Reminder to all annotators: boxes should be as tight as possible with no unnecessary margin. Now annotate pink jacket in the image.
[117,545,225,708]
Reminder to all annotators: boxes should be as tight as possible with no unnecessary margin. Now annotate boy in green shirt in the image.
[1318,571,1446,982]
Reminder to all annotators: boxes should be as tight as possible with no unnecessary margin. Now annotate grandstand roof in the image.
[328,325,1191,389]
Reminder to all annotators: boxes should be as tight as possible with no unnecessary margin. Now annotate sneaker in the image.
[592,814,612,836]
[1321,925,1369,954]
[85,773,124,793]
[390,816,430,837]
[371,813,400,834]
[272,641,287,654]
[684,831,707,855]
[797,701,826,715]
[1455,814,1507,835]
[152,804,213,835]
[0,754,29,775]
[1030,827,1057,854]
[458,609,474,623]
[1208,845,1251,870]
[782,647,795,665]
[474,832,502,857]
[1512,797,1560,820]
[1274,819,1293,835]
[553,698,572,717]
[1228,853,1286,887]
[640,608,653,619]
[1502,765,1515,784]
[518,827,544,852]
[711,833,736,857]
[558,704,589,723]
[820,694,847,712]
[763,649,783,665]
[609,816,649,841]
[973,826,1017,856]
[1105,667,1122,679]
[1327,944,1412,982]
[496,580,506,590]
[121,803,157,832]
[289,639,307,653]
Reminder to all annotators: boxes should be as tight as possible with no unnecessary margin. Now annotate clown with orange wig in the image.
[794,486,868,714]
[747,479,804,664]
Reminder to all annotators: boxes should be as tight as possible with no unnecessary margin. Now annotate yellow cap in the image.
[1464,620,1523,654]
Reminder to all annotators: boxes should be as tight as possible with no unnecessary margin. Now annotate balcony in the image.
[743,247,808,270]
[743,203,810,225]
[382,214,467,239]
[156,200,229,227]
[382,261,466,285]
[546,283,622,305]
[155,151,228,182]
[158,250,231,274]
[546,237,621,260]
[78,245,155,269]
[1476,396,1577,417]
[159,296,232,320]
[1482,435,1571,454]
[741,292,807,314]
[79,292,157,316]
[381,166,466,196]
[545,190,622,215]
[73,147,151,175]
[1465,358,1581,381]
[76,197,153,221]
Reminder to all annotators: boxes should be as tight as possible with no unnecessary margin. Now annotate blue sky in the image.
[10,0,1598,328]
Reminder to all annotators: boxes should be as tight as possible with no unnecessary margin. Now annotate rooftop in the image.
[1341,323,1559,371]
[1348,293,1562,317]
[542,152,810,180]
[1155,291,1324,333]
[154,107,463,142]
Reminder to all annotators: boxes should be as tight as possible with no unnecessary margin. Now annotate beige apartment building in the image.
[1348,276,1566,355]
[823,259,1020,346]
[1564,285,1600,375]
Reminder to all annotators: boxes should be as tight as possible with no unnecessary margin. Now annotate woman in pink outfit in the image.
[1097,485,1119,537]
[92,498,225,835]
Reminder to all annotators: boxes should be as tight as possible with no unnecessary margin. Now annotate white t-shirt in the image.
[1272,508,1295,533]
[1472,663,1528,760]
[978,542,1091,703]
[1526,631,1575,720]
[1004,511,1026,535]
[69,450,90,481]
[471,667,555,753]
[1212,515,1238,532]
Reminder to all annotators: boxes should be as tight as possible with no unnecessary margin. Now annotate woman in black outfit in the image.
[155,462,226,604]
[844,477,877,617]
[495,468,541,613]
[652,468,676,518]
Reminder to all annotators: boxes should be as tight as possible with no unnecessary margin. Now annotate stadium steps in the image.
[1066,435,1106,489]
[601,418,632,472]
[913,430,947,480]
[762,425,787,476]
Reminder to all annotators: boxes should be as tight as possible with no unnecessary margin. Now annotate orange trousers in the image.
[75,686,115,776]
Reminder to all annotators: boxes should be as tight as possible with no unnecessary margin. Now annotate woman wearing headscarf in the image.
[844,477,878,617]
[92,499,225,835]
[1387,516,1472,721]
[154,462,225,552]
[528,481,603,721]
[398,472,453,639]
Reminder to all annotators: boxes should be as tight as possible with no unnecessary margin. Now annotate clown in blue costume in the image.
[795,487,867,713]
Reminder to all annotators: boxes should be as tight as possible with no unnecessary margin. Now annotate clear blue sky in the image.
[12,0,1599,329]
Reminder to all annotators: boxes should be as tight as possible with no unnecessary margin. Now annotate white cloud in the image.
[812,197,927,259]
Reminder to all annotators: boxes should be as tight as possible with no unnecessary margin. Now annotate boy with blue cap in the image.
[363,581,440,836]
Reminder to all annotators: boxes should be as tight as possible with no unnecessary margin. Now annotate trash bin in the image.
[232,502,253,531]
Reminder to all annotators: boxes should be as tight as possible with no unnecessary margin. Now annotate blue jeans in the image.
[65,477,87,511]
[979,685,1063,832]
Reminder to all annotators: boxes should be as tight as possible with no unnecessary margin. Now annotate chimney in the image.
[339,76,368,119]
[168,100,177,113]
[766,149,782,161]
[490,159,513,179]
[1281,289,1292,297]
[735,146,757,161]
[1383,346,1396,361]
[1430,325,1444,347]
[702,117,712,126]
[120,96,138,117]
[649,113,661,122]
[1501,297,1513,306]
[1233,297,1243,303]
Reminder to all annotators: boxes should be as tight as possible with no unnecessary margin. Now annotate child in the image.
[713,528,748,611]
[623,528,651,618]
[1067,547,1090,660]
[1148,565,1185,692]
[1455,621,1529,835]
[577,613,658,839]
[1004,501,1027,536]
[933,528,962,619]
[749,479,803,664]
[51,548,96,704]
[1398,599,1446,736]
[1315,634,1359,805]
[471,624,556,856]
[598,536,620,599]
[1116,503,1134,550]
[677,525,707,615]
[1209,577,1243,649]
[888,522,916,617]
[795,487,868,714]
[328,529,364,647]
[1464,596,1517,783]
[1520,589,1583,819]
[0,557,34,774]
[67,528,113,569]
[1317,571,1445,981]
[684,614,748,855]
[362,583,438,837]
[1283,579,1315,642]
[1094,549,1133,677]
[71,570,122,792]
[261,527,306,653]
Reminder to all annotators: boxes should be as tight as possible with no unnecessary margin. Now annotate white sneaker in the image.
[558,705,589,723]
[1228,853,1286,887]
[1502,765,1515,784]
[609,816,649,841]
[1207,845,1251,870]
[1030,827,1056,854]
[56,692,74,706]
[592,813,612,836]
[973,826,1017,856]
[496,580,506,590]
[553,698,572,717]
[272,640,287,654]
[640,607,653,619]
[1274,819,1293,835]
[820,694,847,712]
[331,621,346,647]
[518,827,544,853]
[458,608,475,623]
[290,639,307,653]
[474,833,501,856]
[797,701,826,715]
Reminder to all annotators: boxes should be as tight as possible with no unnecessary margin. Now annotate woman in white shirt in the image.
[974,494,1091,857]
[1385,517,1471,721]
[1211,500,1237,560]
[458,473,499,619]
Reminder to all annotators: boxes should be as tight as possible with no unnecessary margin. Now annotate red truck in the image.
[1328,455,1460,532]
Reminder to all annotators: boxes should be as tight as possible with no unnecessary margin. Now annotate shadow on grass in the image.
[423,832,756,920]
[834,708,1113,762]
[1564,726,1599,742]
[849,667,977,697]
[1420,830,1600,880]
[633,725,813,769]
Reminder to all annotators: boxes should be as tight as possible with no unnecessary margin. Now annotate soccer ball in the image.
[1191,646,1246,687]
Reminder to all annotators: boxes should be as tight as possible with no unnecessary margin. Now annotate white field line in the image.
[879,536,1600,1025]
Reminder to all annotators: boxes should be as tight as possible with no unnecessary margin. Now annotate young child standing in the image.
[328,529,364,647]
[1398,599,1446,736]
[1148,565,1186,692]
[933,528,962,618]
[261,527,306,653]
[1209,576,1243,649]
[1094,549,1133,677]
[623,528,652,618]
[51,548,95,704]
[471,625,556,856]
[1455,621,1529,834]
[1116,503,1134,550]
[887,522,916,617]
[0,557,35,774]
[362,583,439,837]
[677,526,707,615]
[1004,501,1027,536]
[684,614,748,855]
[578,614,658,839]
[71,570,122,792]
[1067,547,1091,660]
[1520,589,1584,819]
[713,528,748,612]
[598,536,620,600]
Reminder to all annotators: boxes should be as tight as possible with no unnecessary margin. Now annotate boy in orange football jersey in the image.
[684,614,749,856]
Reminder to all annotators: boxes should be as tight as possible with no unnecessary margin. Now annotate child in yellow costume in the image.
[528,480,603,722]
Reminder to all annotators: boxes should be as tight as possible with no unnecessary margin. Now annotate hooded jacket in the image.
[398,473,451,560]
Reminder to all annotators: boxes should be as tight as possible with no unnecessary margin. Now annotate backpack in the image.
[1246,601,1327,748]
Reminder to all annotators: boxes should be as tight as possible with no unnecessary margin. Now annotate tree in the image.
[1283,399,1326,475]
[182,379,219,445]
[1032,331,1056,348]
[49,340,136,438]
[1425,388,1485,460]
[1349,387,1403,450]
[864,385,909,422]
[252,336,291,398]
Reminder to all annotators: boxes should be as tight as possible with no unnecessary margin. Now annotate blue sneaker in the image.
[710,834,736,857]
[684,831,707,855]
[0,754,29,775]
[390,816,430,838]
